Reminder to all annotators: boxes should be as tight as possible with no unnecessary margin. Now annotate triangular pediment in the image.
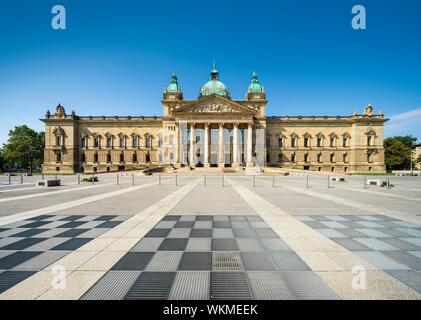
[172,95,256,115]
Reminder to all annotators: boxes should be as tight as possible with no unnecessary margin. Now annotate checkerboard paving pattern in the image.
[82,215,338,300]
[0,214,129,293]
[296,215,421,293]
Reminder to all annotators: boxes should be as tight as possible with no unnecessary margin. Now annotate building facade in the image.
[42,65,388,174]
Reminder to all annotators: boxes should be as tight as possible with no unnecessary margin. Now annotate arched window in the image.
[290,134,298,148]
[316,133,325,148]
[367,130,376,146]
[342,133,350,147]
[303,133,312,148]
[329,133,338,148]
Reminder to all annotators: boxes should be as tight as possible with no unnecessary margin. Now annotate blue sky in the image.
[0,0,420,144]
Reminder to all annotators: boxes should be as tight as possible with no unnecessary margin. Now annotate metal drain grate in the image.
[145,251,183,271]
[81,271,140,300]
[169,272,210,300]
[124,272,176,300]
[212,252,243,271]
[210,272,253,300]
[270,252,311,271]
[0,271,35,293]
[247,272,295,300]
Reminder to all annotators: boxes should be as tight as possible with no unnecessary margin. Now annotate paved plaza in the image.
[0,172,420,300]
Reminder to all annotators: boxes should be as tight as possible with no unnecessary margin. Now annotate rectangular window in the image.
[56,152,61,162]
[343,154,347,163]
[266,138,271,148]
[279,153,283,162]
[107,137,113,148]
[146,137,152,148]
[304,138,309,147]
[158,137,163,148]
[317,137,322,147]
[81,153,86,163]
[107,154,111,163]
[133,136,139,148]
[56,136,62,146]
[330,137,335,147]
[94,153,98,163]
[133,153,138,162]
[291,154,295,162]
[291,137,296,148]
[330,154,335,162]
[81,137,86,148]
[317,154,321,162]
[145,153,151,162]
[119,137,125,148]
[343,137,347,147]
[94,138,99,148]
[120,153,124,163]
[266,153,270,163]
[304,154,309,162]
[367,136,372,146]
[278,138,283,147]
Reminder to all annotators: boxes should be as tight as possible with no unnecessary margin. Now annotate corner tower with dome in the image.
[41,64,387,174]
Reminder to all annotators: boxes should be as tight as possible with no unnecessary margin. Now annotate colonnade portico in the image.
[180,121,254,169]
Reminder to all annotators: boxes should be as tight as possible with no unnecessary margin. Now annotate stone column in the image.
[204,123,210,168]
[247,122,253,167]
[233,123,239,169]
[190,123,195,167]
[218,123,225,168]
[175,123,179,166]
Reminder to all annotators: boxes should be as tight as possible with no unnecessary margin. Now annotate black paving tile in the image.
[255,228,279,238]
[158,239,188,251]
[212,221,231,228]
[112,252,154,271]
[383,251,421,270]
[196,216,213,221]
[144,229,171,238]
[0,271,36,293]
[162,216,180,221]
[57,221,87,228]
[0,251,42,269]
[1,238,48,250]
[53,229,91,238]
[19,221,51,229]
[60,215,85,221]
[190,229,212,238]
[12,229,49,238]
[96,221,122,229]
[240,252,277,271]
[26,215,52,221]
[174,221,195,228]
[51,238,93,250]
[178,252,211,270]
[212,239,238,251]
[233,228,257,238]
[94,215,118,221]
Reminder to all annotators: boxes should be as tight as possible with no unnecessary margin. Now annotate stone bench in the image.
[330,176,347,182]
[366,179,387,187]
[37,179,61,187]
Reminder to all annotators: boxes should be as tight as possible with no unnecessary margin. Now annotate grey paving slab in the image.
[303,221,326,229]
[246,216,264,222]
[94,215,118,221]
[321,221,347,229]
[178,215,196,222]
[357,215,382,221]
[357,221,386,229]
[386,271,421,293]
[354,238,398,251]
[212,252,243,271]
[249,222,271,229]
[330,238,372,251]
[178,252,211,271]
[212,221,231,228]
[167,228,191,239]
[74,221,104,229]
[0,271,36,294]
[394,221,420,228]
[0,251,15,259]
[32,228,71,238]
[96,221,122,229]
[210,272,253,300]
[77,228,110,238]
[255,228,278,238]
[325,215,349,222]
[281,271,338,300]
[355,228,392,238]
[144,229,171,238]
[229,216,247,221]
[124,272,176,300]
[294,216,315,222]
[131,238,165,252]
[271,252,311,271]
[376,228,413,238]
[185,238,212,252]
[82,271,141,300]
[340,221,366,228]
[25,237,72,251]
[174,221,195,228]
[154,221,177,229]
[19,221,52,229]
[409,251,421,259]
[382,251,421,270]
[51,238,93,251]
[158,239,188,251]
[0,229,27,238]
[11,229,50,238]
[0,251,42,269]
[212,228,234,238]
[236,238,263,252]
[57,221,86,229]
[316,229,348,238]
[247,271,295,300]
[233,228,257,238]
[213,216,229,222]
[377,221,406,228]
[212,239,238,251]
[400,238,421,247]
[381,238,421,251]
[260,238,291,252]
[112,252,155,271]
[1,238,48,250]
[145,251,183,271]
[396,228,421,237]
[169,271,210,300]
[60,215,85,221]
[231,221,251,229]
[53,228,91,238]
[40,221,72,229]
[196,216,213,221]
[77,215,102,222]
[193,221,212,229]
[190,229,212,238]
[162,216,181,221]
[240,252,277,271]
[0,237,26,248]
[12,250,70,271]
[354,251,411,270]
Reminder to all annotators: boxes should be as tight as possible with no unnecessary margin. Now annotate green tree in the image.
[394,135,418,149]
[2,125,45,173]
[0,149,4,172]
[384,137,412,171]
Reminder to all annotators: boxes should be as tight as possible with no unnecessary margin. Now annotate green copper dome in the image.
[248,72,262,93]
[166,73,180,93]
[199,63,230,99]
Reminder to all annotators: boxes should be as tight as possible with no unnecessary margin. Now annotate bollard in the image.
[176,174,178,186]
[21,174,23,184]
[42,174,44,180]
[132,174,135,186]
[273,175,275,188]
[92,173,95,185]
[8,174,11,185]
[306,174,309,188]
[117,174,119,185]
[222,175,224,187]
[253,175,256,188]
[204,175,206,187]
[78,173,80,185]
[327,175,330,189]
[364,176,367,189]
[159,174,161,186]
[55,174,58,180]
[387,175,390,189]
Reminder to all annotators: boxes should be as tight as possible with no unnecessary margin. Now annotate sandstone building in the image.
[42,65,388,174]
